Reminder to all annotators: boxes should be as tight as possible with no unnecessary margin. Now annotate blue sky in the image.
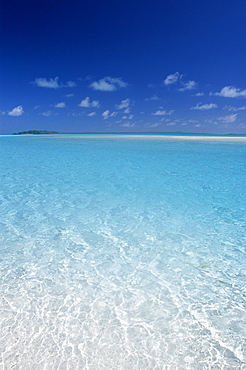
[1,0,246,134]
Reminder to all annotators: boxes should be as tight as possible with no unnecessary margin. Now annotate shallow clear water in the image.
[0,134,246,369]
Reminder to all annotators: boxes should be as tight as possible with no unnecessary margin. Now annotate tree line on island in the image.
[13,130,59,135]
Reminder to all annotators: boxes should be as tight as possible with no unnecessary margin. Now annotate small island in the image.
[13,130,59,135]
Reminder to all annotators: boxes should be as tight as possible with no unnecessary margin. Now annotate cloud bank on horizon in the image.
[1,0,246,134]
[3,74,246,134]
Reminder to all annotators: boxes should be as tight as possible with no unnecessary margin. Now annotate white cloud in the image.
[34,77,60,88]
[195,92,205,96]
[152,109,174,116]
[70,112,85,117]
[124,108,131,114]
[213,86,246,98]
[55,102,66,108]
[120,122,135,127]
[110,112,118,117]
[116,98,131,109]
[90,77,127,91]
[164,72,197,91]
[205,119,217,125]
[218,114,237,123]
[122,114,134,120]
[40,110,52,117]
[100,110,118,119]
[190,103,217,110]
[166,122,176,126]
[87,112,96,117]
[164,72,181,86]
[66,81,76,88]
[91,101,100,108]
[224,105,246,111]
[145,122,161,128]
[33,77,76,89]
[8,105,24,116]
[65,94,74,98]
[144,95,160,101]
[78,97,100,108]
[179,80,197,91]
[78,97,90,107]
[102,110,110,119]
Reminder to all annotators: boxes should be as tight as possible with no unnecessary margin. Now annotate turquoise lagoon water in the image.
[0,134,246,369]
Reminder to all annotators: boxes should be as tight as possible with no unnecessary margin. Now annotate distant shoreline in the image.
[61,132,246,139]
[13,130,60,135]
[3,132,245,140]
[61,131,246,136]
